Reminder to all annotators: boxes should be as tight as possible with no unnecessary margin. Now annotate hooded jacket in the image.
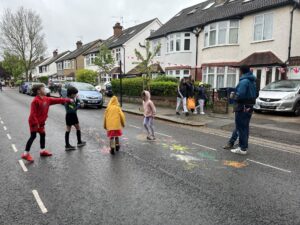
[104,96,125,131]
[236,72,257,104]
[29,96,71,127]
[143,91,156,117]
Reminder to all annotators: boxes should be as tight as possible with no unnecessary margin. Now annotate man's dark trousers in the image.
[235,105,253,150]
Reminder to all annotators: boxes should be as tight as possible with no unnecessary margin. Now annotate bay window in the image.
[184,33,191,51]
[57,62,62,70]
[64,60,71,69]
[204,20,239,47]
[115,48,121,62]
[216,67,225,89]
[208,68,215,87]
[254,13,273,41]
[227,67,237,87]
[176,34,181,51]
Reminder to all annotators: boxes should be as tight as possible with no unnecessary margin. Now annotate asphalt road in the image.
[0,89,300,225]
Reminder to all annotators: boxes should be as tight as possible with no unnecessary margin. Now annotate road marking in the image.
[12,144,18,152]
[129,124,141,129]
[7,134,11,140]
[192,143,217,151]
[247,159,292,173]
[0,121,3,124]
[3,126,7,131]
[32,190,48,214]
[18,160,28,172]
[156,132,172,138]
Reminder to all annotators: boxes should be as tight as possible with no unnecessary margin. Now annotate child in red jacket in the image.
[22,84,72,162]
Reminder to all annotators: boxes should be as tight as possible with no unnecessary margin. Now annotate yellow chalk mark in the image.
[171,144,189,152]
[223,160,248,169]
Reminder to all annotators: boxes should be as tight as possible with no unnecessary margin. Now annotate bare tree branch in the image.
[0,7,47,81]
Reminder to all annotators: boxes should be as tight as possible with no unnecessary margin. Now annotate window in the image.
[208,67,215,87]
[153,40,161,56]
[254,13,273,41]
[57,62,63,70]
[42,66,47,73]
[176,34,181,51]
[86,53,96,66]
[167,33,191,52]
[184,33,191,51]
[115,48,121,62]
[227,67,237,87]
[183,70,190,76]
[217,67,225,88]
[202,68,207,83]
[64,60,71,69]
[176,70,180,75]
[204,20,239,47]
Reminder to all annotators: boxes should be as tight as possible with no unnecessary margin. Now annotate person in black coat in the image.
[176,79,188,116]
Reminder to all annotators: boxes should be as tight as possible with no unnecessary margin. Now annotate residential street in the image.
[0,88,300,225]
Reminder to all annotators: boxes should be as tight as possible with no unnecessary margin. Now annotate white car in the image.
[254,80,300,116]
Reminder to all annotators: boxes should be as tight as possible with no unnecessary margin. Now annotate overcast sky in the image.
[0,0,205,57]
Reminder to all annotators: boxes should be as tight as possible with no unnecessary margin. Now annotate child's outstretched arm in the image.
[48,97,72,105]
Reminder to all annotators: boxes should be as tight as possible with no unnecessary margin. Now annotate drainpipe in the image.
[193,27,202,80]
[287,4,297,64]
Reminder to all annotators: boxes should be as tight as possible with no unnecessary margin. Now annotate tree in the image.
[1,52,25,81]
[0,7,47,81]
[134,41,161,90]
[94,44,115,82]
[75,69,98,85]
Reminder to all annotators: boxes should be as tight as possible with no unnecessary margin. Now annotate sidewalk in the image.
[102,97,235,127]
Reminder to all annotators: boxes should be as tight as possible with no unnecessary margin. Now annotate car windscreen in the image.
[73,83,96,91]
[262,80,300,92]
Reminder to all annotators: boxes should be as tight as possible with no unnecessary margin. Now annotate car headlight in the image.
[283,93,296,100]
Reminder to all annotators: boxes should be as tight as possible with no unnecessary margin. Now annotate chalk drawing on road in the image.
[198,152,218,162]
[223,160,248,169]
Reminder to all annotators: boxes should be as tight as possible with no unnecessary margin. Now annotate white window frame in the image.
[253,12,273,42]
[167,32,192,53]
[115,48,121,62]
[86,53,96,66]
[64,60,71,69]
[204,20,239,48]
[57,62,63,70]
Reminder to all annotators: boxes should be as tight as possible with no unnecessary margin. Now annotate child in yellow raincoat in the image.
[104,96,126,155]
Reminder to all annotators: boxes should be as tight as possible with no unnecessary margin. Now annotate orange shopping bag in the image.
[187,97,195,110]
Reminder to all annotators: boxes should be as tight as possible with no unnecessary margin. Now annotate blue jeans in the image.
[229,129,239,145]
[235,106,253,150]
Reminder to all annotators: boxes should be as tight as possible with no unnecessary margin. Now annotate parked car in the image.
[254,79,300,116]
[26,82,51,97]
[19,82,30,94]
[60,82,103,108]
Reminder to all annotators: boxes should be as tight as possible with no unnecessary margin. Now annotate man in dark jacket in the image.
[230,66,256,155]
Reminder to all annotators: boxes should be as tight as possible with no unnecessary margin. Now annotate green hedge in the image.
[112,77,177,97]
[150,81,177,97]
[153,75,178,83]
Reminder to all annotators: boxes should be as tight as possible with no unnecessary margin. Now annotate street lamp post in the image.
[119,60,123,107]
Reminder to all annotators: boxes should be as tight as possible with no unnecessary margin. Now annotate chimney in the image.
[113,22,123,37]
[39,56,44,61]
[76,41,83,49]
[53,49,58,57]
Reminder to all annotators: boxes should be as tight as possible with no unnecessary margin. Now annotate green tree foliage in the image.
[1,52,25,80]
[38,76,48,85]
[134,41,161,90]
[75,69,98,85]
[94,44,115,79]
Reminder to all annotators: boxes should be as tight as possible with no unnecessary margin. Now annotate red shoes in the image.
[21,150,52,162]
[21,153,34,162]
[40,150,53,157]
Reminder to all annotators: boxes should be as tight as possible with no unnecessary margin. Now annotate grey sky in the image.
[0,0,205,57]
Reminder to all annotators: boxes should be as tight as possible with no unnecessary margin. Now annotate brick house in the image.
[56,39,102,80]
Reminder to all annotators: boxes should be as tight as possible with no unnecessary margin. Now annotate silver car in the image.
[254,79,300,116]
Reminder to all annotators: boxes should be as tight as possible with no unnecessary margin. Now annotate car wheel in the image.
[97,104,103,109]
[294,102,300,116]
